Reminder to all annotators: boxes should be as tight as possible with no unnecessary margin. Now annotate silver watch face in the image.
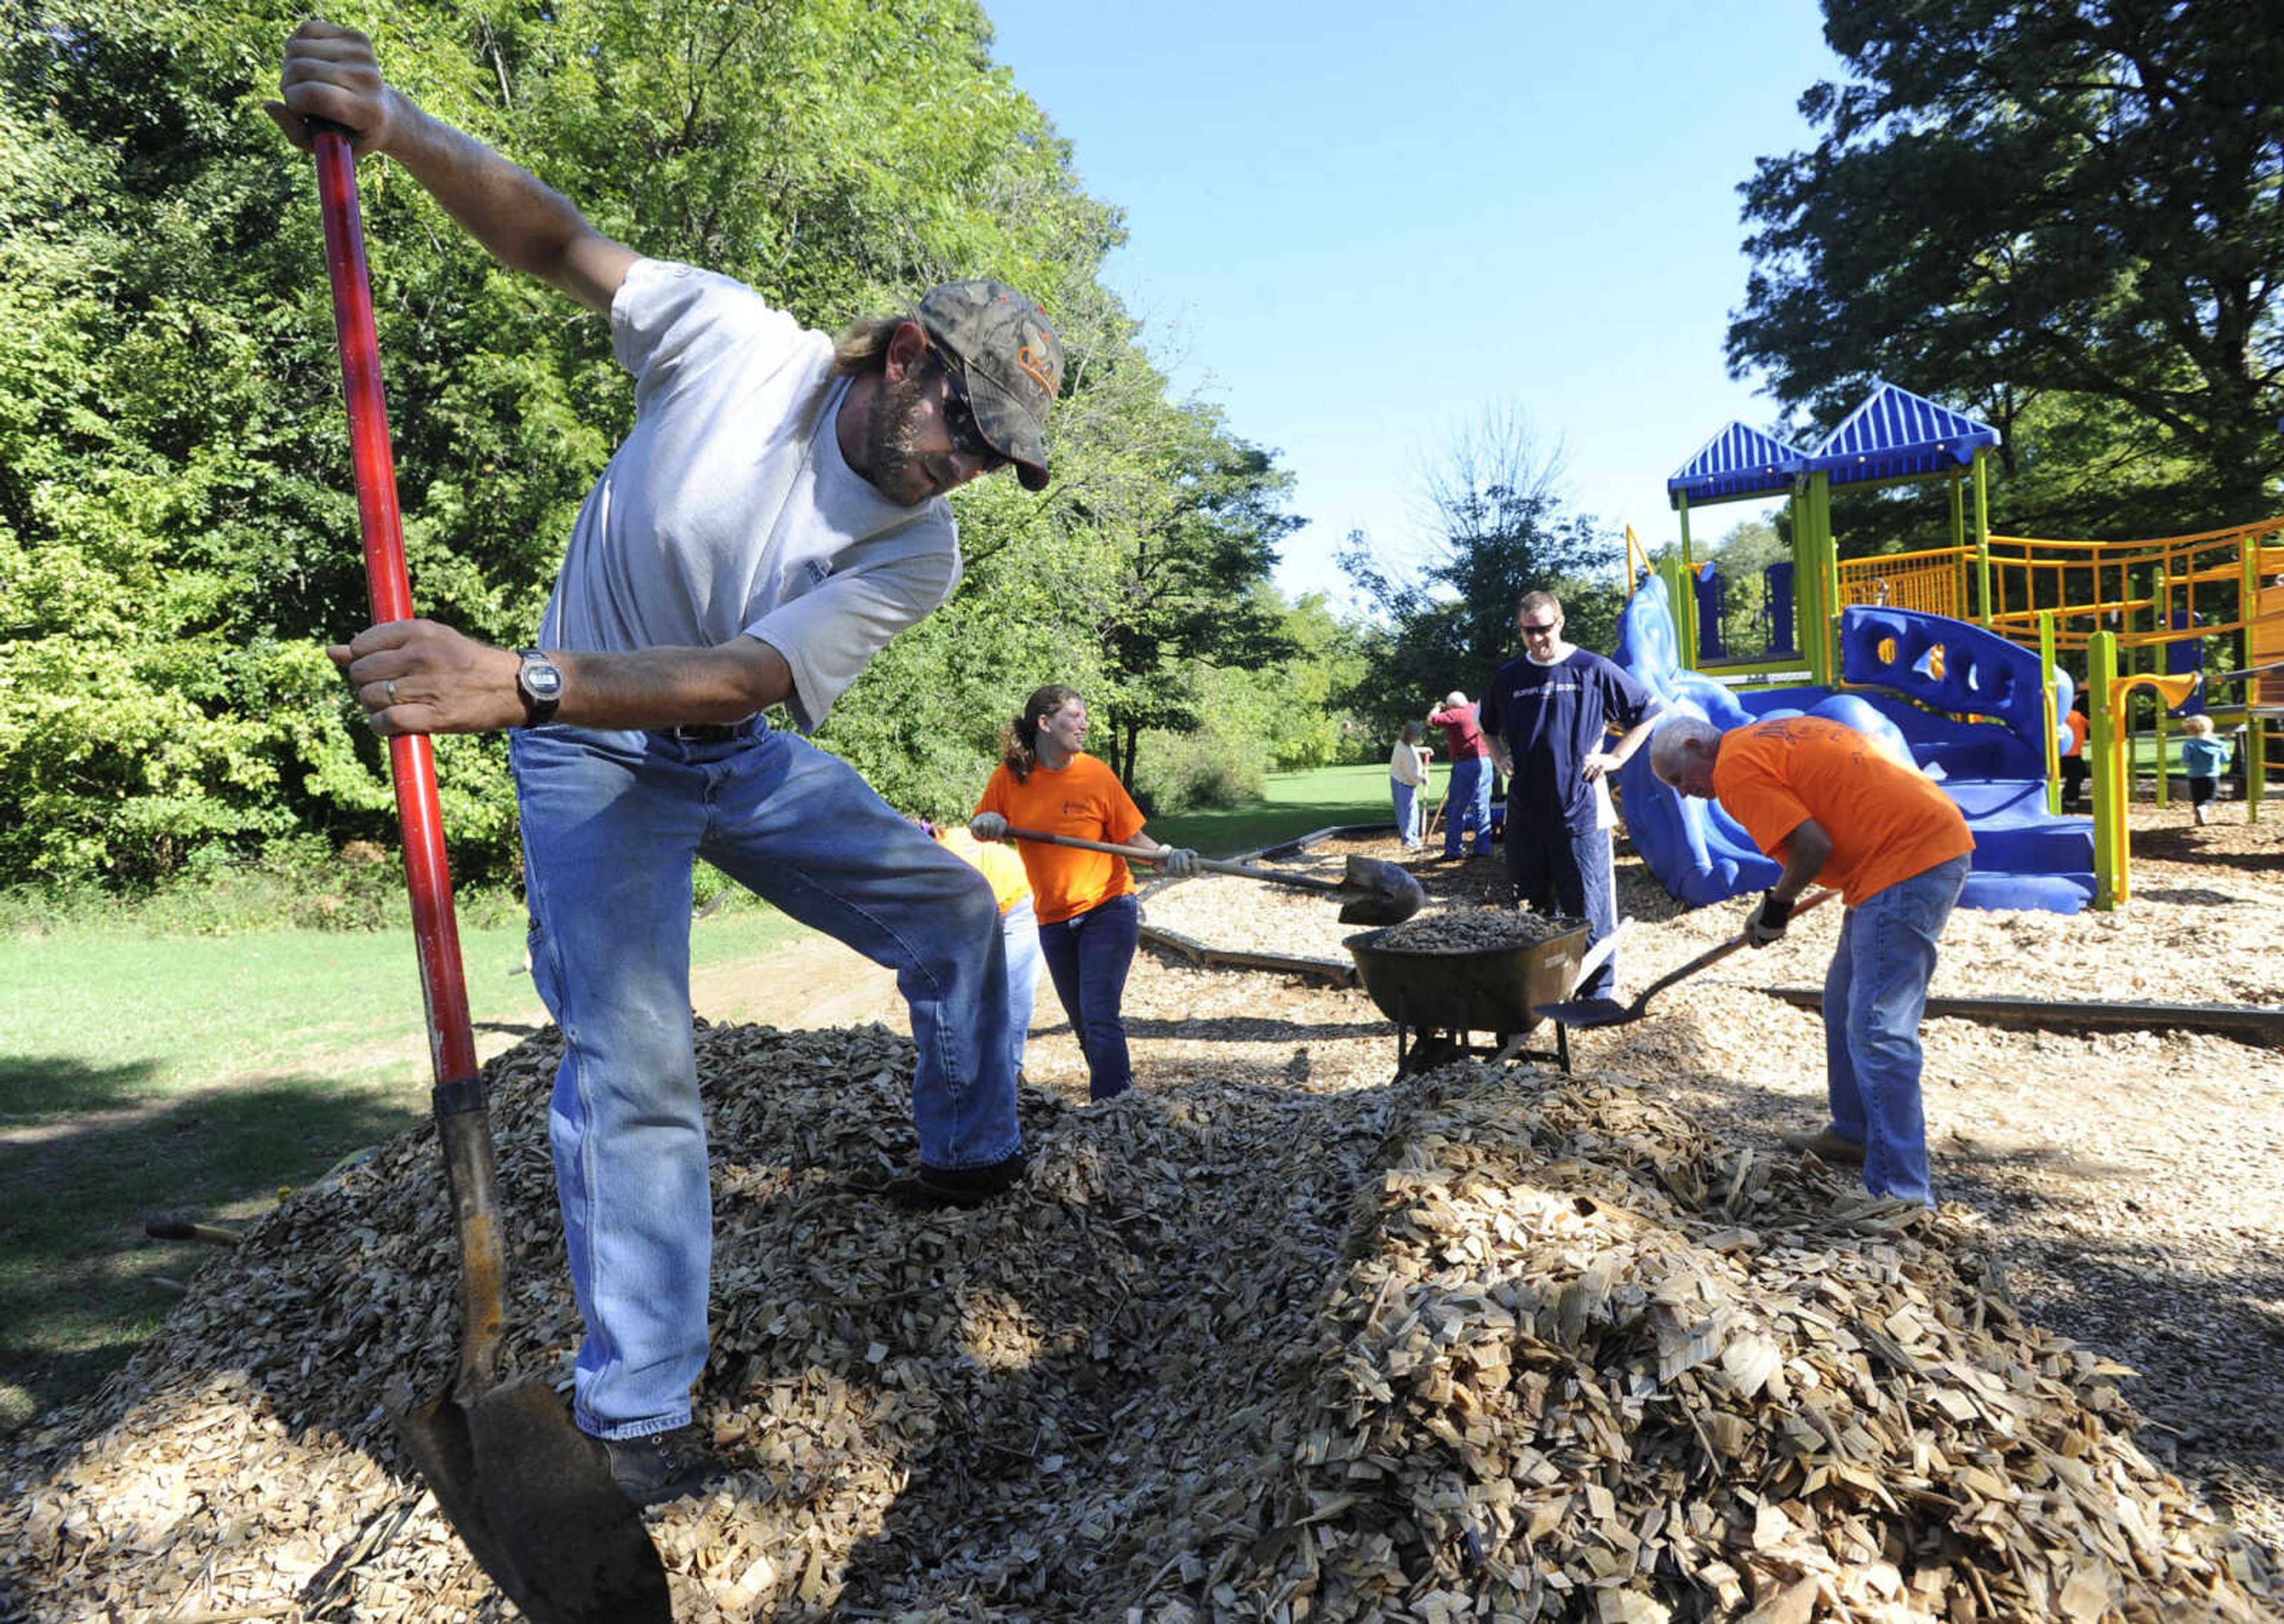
[522,658,564,701]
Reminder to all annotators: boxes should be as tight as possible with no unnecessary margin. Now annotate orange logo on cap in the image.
[1015,340,1058,395]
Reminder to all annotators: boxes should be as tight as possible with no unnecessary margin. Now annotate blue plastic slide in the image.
[1612,577,2095,913]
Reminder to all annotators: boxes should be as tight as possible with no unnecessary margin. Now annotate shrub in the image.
[1134,728,1265,812]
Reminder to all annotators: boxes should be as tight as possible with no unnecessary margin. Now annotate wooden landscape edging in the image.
[1762,986,2284,1044]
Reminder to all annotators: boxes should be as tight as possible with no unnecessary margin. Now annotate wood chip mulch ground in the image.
[3,802,2280,1622]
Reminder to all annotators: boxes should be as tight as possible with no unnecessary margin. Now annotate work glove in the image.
[1158,846,1199,878]
[970,812,1008,841]
[1745,891,1791,948]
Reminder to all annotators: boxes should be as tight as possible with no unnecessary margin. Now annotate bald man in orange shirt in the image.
[1652,714,1974,1207]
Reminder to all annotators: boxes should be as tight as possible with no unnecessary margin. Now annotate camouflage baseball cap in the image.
[918,279,1062,491]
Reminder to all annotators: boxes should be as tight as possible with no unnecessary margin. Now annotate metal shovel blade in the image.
[1334,856,1426,925]
[1531,994,1633,1028]
[1534,891,1839,1029]
[396,1380,671,1624]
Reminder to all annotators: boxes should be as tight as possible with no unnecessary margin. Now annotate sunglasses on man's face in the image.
[936,356,1011,471]
[1519,619,1560,637]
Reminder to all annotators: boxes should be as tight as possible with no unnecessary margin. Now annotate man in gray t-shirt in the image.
[275,19,1066,1506]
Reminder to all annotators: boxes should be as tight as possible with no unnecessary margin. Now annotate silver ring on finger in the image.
[385,680,397,701]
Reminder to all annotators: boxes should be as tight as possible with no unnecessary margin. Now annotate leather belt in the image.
[664,722,748,743]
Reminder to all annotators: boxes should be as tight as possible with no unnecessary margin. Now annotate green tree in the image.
[1,0,1300,885]
[1729,1,2284,538]
[1692,515,1790,658]
[1336,408,1624,747]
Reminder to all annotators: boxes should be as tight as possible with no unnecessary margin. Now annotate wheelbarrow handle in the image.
[997,825,1345,895]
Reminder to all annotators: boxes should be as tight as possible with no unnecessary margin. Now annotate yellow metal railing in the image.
[1624,524,1653,587]
[1834,545,1965,620]
[1986,515,2284,651]
[1828,517,2284,659]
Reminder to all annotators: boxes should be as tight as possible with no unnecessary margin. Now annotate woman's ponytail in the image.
[1002,683,1081,785]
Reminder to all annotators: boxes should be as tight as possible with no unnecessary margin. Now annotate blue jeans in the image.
[1391,778,1423,847]
[1444,756,1492,856]
[511,721,1018,1437]
[1507,821,1618,1001]
[1001,898,1041,1078]
[1822,854,1969,1205]
[1037,893,1140,1102]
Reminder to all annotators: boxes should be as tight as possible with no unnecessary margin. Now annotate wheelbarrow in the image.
[1345,919,1591,1076]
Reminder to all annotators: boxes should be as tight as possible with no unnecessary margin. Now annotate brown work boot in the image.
[1782,1126,1867,1166]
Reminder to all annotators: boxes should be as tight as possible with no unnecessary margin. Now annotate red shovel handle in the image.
[314,127,507,1383]
[311,127,481,1097]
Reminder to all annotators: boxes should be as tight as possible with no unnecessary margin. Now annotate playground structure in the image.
[1621,381,2284,911]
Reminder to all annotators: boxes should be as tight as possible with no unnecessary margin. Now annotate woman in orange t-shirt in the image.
[971,684,1193,1102]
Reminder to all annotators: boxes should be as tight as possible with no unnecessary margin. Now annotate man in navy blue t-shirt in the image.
[1480,590,1661,1001]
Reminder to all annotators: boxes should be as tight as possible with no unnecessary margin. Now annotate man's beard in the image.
[862,368,954,506]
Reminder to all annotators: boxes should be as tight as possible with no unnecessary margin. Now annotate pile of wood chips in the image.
[1363,909,1583,954]
[2,1012,2269,1620]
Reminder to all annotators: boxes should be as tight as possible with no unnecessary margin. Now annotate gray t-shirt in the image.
[539,259,961,732]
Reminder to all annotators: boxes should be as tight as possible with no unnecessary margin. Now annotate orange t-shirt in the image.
[1712,717,1974,908]
[975,753,1147,925]
[2063,709,2088,758]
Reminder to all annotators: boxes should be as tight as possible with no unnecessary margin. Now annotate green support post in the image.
[1657,551,1692,670]
[2039,612,2060,814]
[1973,450,1993,627]
[1678,501,1699,670]
[1800,473,1835,687]
[2151,560,2170,808]
[2090,630,2121,911]
[2252,718,2267,825]
[2242,533,2262,827]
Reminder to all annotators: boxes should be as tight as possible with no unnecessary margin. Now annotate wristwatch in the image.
[515,648,564,726]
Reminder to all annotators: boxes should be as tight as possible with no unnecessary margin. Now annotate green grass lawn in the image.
[0,904,802,1434]
[1145,762,1399,855]
[0,761,1387,1434]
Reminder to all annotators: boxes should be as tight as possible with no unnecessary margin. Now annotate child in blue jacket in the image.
[2180,713,2233,825]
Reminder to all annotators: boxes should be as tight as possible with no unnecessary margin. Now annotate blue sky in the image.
[980,2,1847,608]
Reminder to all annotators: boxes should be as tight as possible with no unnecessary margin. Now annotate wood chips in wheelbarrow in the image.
[1,1020,2271,1620]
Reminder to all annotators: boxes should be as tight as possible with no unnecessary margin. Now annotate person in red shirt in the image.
[1651,714,1974,1207]
[972,685,1194,1102]
[1426,690,1495,859]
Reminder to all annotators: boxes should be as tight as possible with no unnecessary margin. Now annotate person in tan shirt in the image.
[1652,714,1974,1206]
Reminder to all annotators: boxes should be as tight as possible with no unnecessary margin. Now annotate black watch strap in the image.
[516,648,563,727]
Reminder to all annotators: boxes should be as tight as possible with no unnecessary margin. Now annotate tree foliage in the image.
[0,0,1301,886]
[1729,1,2284,541]
[1336,409,1624,750]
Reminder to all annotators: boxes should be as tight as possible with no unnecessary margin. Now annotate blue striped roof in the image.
[1796,382,2000,485]
[1665,422,1809,506]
